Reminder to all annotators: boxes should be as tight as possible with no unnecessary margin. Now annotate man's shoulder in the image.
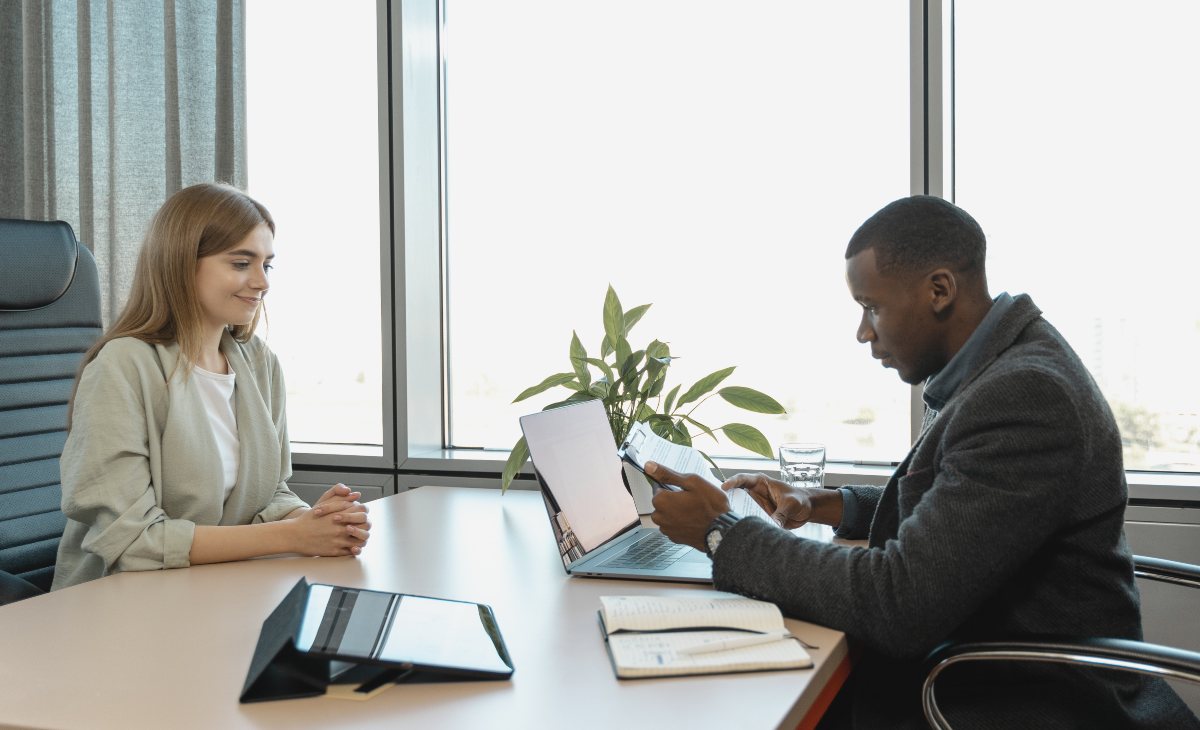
[992,316,1091,386]
[957,315,1115,435]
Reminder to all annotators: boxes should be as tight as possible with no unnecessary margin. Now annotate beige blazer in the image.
[52,332,307,590]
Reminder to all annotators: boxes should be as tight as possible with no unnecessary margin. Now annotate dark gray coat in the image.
[712,295,1197,728]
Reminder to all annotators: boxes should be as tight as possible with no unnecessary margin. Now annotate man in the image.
[648,196,1197,728]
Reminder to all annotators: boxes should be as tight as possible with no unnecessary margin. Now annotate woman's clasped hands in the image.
[290,483,372,557]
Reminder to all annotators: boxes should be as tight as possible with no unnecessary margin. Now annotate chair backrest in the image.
[0,218,103,592]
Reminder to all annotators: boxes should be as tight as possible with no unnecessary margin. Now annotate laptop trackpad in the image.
[678,550,712,564]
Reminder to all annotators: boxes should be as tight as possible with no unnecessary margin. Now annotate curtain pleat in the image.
[0,0,247,324]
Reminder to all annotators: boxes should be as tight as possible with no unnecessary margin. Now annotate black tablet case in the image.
[240,578,514,703]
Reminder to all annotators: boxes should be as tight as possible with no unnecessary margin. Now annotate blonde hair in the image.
[70,183,275,421]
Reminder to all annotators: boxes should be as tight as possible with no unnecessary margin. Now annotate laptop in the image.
[519,399,713,583]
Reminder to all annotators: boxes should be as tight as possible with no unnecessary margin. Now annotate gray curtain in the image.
[0,0,247,323]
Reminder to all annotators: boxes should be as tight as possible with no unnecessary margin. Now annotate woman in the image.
[52,183,370,590]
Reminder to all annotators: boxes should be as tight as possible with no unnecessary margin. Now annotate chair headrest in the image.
[0,218,82,311]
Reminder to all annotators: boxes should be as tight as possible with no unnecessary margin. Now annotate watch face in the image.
[705,528,722,555]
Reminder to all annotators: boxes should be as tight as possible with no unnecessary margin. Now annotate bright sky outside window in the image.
[245,0,383,447]
[956,0,1200,472]
[443,0,911,463]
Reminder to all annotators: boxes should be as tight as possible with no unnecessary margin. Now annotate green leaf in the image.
[645,340,671,369]
[718,386,786,414]
[720,423,774,459]
[683,415,717,443]
[600,335,613,359]
[603,285,624,346]
[634,402,655,421]
[675,366,736,409]
[646,370,666,398]
[582,357,616,384]
[623,303,651,335]
[615,337,632,373]
[513,372,577,403]
[569,331,590,389]
[589,381,610,399]
[619,349,644,389]
[697,449,725,482]
[501,437,528,493]
[663,384,681,414]
[648,415,675,439]
[671,420,692,447]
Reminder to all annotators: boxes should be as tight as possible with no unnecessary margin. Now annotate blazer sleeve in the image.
[251,346,307,523]
[711,369,1085,659]
[60,346,196,572]
[833,485,882,539]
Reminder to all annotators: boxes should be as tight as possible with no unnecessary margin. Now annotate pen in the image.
[676,631,793,656]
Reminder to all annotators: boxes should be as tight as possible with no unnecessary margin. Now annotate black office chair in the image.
[922,556,1200,728]
[0,218,103,604]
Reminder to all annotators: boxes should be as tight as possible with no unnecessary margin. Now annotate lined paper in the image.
[600,594,785,634]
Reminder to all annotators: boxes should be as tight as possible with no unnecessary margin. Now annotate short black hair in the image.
[845,195,986,278]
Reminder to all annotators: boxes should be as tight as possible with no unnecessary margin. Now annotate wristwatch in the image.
[704,511,741,558]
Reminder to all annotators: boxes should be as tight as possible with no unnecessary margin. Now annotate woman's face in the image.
[194,222,274,334]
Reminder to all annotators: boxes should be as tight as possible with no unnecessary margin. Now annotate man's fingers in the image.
[645,461,713,492]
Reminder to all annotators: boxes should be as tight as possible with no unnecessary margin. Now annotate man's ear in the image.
[927,268,957,315]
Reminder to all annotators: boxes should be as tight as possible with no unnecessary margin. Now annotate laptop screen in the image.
[520,400,640,562]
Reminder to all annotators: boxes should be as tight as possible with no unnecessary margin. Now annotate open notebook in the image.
[598,594,813,679]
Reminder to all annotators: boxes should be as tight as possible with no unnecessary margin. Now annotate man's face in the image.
[845,248,945,385]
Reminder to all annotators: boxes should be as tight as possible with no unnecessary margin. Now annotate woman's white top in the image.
[192,364,239,502]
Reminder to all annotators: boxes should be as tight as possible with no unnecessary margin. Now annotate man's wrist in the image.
[805,487,846,527]
[704,511,742,557]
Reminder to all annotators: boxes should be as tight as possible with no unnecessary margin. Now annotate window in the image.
[442,0,912,463]
[244,1,384,450]
[955,0,1200,472]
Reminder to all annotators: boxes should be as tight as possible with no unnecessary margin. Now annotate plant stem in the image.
[683,391,719,420]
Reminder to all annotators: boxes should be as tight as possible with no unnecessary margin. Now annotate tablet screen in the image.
[294,584,513,676]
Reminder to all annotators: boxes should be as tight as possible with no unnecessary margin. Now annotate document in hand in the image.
[619,420,723,489]
[598,594,813,679]
[618,420,775,521]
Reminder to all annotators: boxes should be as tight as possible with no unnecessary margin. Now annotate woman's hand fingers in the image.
[311,498,368,517]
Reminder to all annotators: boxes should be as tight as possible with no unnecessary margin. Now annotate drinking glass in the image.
[778,443,826,490]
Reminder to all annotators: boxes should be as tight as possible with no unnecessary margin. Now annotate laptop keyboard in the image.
[600,532,692,570]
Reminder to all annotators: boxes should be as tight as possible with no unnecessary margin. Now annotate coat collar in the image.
[933,293,1043,408]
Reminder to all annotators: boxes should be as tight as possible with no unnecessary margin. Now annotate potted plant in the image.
[502,285,785,492]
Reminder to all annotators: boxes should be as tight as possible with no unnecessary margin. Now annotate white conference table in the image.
[0,486,850,730]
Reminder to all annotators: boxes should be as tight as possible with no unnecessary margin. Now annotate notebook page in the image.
[599,595,786,634]
[606,631,812,678]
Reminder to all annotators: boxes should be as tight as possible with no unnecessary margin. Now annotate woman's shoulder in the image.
[91,336,160,368]
[77,337,168,395]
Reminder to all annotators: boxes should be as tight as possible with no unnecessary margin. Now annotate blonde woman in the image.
[52,183,370,590]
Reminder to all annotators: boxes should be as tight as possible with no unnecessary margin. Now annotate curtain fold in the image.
[0,0,247,323]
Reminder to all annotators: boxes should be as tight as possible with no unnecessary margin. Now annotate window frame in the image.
[285,0,1200,504]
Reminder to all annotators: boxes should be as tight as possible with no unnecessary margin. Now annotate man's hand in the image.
[722,473,844,529]
[646,461,732,551]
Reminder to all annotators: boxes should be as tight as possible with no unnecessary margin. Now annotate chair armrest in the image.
[922,638,1200,730]
[1134,555,1200,589]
